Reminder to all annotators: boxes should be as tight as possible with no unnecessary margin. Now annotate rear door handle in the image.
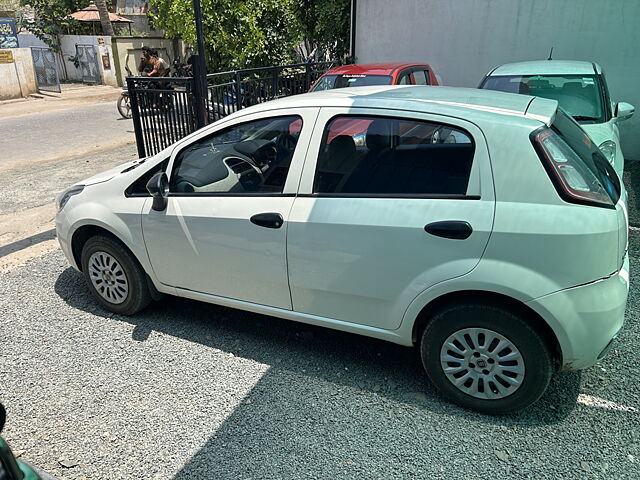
[424,221,473,240]
[250,212,284,229]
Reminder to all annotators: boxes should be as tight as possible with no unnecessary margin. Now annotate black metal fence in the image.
[128,61,336,157]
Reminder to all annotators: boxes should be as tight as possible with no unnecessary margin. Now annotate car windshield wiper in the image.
[572,115,599,121]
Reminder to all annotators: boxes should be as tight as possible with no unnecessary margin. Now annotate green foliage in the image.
[17,0,113,48]
[291,0,351,61]
[150,0,350,71]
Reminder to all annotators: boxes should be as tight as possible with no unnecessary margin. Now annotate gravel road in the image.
[0,96,638,478]
[0,233,639,479]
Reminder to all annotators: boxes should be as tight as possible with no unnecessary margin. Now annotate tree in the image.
[18,0,84,49]
[291,0,350,62]
[18,0,115,48]
[149,0,350,71]
[94,0,113,36]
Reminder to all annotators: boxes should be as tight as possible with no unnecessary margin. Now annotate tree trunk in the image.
[95,0,115,36]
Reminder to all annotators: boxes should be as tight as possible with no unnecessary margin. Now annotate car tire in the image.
[420,302,553,414]
[81,235,152,315]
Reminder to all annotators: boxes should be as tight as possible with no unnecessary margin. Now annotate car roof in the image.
[323,62,431,76]
[488,60,602,76]
[236,85,558,126]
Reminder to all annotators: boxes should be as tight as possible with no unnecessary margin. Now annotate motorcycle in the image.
[118,59,189,119]
[117,66,133,119]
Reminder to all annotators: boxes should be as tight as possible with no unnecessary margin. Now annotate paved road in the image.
[0,102,135,173]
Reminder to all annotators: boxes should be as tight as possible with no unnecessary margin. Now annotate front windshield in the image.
[481,74,606,123]
[312,74,393,91]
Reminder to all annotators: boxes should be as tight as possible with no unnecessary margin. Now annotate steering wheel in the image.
[430,126,454,144]
[225,154,265,182]
[275,133,297,158]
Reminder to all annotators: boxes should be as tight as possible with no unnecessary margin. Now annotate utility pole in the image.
[192,0,208,127]
[349,0,357,61]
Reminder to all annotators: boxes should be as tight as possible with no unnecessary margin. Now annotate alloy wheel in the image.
[88,251,129,305]
[439,327,525,400]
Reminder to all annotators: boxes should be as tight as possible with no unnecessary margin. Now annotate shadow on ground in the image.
[55,266,580,428]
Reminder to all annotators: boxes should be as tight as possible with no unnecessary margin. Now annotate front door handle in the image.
[424,221,473,240]
[250,212,284,229]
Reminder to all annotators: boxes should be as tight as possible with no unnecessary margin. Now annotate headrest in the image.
[328,135,356,157]
[365,120,391,152]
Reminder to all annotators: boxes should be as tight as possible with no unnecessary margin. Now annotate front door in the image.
[142,109,318,309]
[287,108,495,329]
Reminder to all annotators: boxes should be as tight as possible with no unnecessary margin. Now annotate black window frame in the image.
[308,113,479,200]
[124,157,170,197]
[167,114,303,197]
[396,68,413,85]
[596,70,613,121]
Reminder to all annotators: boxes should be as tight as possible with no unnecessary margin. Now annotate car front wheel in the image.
[420,303,553,414]
[81,235,152,315]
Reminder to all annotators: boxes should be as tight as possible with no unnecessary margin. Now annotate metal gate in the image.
[76,44,100,84]
[128,61,337,157]
[31,47,60,93]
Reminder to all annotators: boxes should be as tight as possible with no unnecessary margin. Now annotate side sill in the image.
[173,286,411,346]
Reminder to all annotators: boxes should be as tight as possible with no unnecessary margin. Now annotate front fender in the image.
[63,197,165,291]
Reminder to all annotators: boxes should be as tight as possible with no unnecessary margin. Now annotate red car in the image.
[310,62,440,92]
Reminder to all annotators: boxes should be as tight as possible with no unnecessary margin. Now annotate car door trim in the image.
[296,193,481,200]
[167,192,297,198]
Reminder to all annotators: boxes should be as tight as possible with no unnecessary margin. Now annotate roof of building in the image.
[488,60,602,76]
[323,62,432,76]
[239,85,559,126]
[69,4,133,23]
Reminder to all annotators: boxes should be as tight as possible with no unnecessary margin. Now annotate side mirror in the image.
[146,171,169,211]
[615,102,634,121]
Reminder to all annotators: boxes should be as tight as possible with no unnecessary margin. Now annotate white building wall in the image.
[17,34,118,87]
[0,48,38,100]
[355,0,640,159]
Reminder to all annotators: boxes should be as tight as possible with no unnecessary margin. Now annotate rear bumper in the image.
[526,253,629,370]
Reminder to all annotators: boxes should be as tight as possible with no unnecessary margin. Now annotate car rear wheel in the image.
[81,235,152,315]
[420,302,553,414]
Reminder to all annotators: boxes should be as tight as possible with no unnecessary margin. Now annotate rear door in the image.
[287,108,495,330]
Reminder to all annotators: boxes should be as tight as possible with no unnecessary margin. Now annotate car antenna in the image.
[547,47,554,61]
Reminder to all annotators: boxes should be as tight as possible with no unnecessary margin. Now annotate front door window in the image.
[171,115,302,194]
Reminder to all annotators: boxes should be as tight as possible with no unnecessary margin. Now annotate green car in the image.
[0,403,44,480]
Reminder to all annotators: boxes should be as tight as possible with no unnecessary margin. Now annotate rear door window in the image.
[313,115,475,196]
[412,69,429,85]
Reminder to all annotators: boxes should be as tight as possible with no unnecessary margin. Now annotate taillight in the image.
[532,128,614,209]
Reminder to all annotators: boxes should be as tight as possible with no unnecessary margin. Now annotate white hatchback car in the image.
[479,60,634,177]
[56,86,629,414]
